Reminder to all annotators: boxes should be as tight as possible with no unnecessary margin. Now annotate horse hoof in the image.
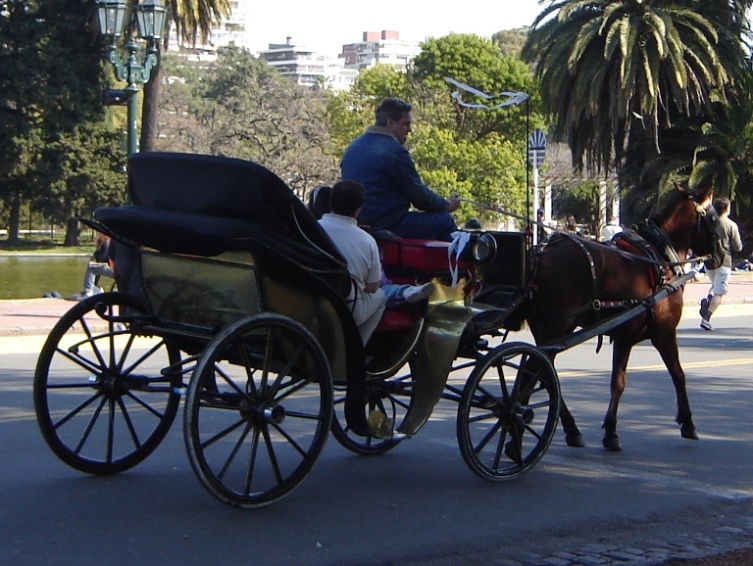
[566,433,585,448]
[681,424,699,440]
[602,435,622,451]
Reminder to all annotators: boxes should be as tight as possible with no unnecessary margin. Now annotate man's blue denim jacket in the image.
[340,126,449,229]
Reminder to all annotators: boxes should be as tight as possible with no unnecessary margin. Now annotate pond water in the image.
[0,256,90,300]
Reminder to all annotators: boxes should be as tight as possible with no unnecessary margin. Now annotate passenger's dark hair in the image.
[713,196,730,214]
[375,98,412,126]
[330,180,364,217]
[307,185,332,219]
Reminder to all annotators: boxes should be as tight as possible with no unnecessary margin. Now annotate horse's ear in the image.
[672,180,685,192]
[692,184,713,204]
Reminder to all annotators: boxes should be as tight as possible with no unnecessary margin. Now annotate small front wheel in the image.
[457,342,560,481]
[184,313,333,508]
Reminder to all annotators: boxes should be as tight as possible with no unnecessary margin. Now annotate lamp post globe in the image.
[96,0,127,37]
[134,0,167,40]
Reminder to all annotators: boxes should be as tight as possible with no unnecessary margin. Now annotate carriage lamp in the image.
[95,0,166,155]
[471,233,498,263]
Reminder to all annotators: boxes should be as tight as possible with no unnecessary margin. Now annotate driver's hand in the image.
[448,194,461,212]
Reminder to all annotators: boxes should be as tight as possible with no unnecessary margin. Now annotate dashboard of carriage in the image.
[376,229,529,297]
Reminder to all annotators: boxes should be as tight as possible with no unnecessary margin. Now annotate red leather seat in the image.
[374,308,415,333]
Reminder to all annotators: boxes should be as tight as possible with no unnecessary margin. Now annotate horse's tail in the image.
[502,299,530,332]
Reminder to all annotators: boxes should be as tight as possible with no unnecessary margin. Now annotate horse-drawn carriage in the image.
[33,152,561,508]
[33,152,724,508]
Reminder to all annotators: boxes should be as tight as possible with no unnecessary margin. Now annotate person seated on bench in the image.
[309,184,434,312]
[71,232,114,300]
[318,181,433,344]
[340,97,460,242]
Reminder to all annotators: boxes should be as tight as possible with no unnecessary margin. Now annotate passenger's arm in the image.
[731,225,743,253]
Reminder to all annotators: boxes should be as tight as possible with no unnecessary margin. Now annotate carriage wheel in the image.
[184,313,333,508]
[457,342,560,481]
[34,292,182,475]
[331,371,414,455]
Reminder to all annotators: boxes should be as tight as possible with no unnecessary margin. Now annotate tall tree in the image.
[139,0,230,152]
[156,48,338,196]
[522,0,748,181]
[1,0,115,244]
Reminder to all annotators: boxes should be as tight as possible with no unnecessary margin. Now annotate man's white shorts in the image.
[707,265,732,295]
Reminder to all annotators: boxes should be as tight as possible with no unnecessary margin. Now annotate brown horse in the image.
[526,186,724,450]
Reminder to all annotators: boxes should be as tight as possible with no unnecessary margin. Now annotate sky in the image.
[241,0,546,56]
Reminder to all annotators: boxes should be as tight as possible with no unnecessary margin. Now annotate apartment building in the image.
[258,39,359,91]
[339,31,421,71]
[166,0,250,55]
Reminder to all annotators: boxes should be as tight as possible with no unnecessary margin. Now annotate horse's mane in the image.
[648,188,693,225]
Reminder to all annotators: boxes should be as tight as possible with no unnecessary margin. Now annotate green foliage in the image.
[492,28,529,59]
[353,65,409,100]
[1,0,124,244]
[410,124,527,226]
[523,0,749,178]
[412,33,543,143]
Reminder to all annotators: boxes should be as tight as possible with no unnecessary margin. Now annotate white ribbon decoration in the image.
[448,231,471,288]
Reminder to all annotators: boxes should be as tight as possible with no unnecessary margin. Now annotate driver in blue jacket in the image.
[340,97,460,242]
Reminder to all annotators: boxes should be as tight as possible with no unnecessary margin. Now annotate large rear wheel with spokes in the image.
[34,292,182,475]
[457,342,559,481]
[184,313,333,508]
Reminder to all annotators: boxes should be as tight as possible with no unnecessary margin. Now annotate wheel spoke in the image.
[261,425,284,484]
[116,396,143,450]
[73,396,107,456]
[52,391,103,429]
[216,420,254,480]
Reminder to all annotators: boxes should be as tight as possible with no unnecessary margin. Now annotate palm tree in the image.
[139,0,230,151]
[522,0,749,181]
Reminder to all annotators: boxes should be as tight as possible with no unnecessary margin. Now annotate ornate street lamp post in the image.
[95,0,166,155]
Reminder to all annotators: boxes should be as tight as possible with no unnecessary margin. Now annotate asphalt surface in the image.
[2,273,752,566]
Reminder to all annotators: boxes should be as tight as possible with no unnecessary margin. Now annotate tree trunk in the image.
[6,186,21,245]
[139,50,162,153]
[63,216,79,246]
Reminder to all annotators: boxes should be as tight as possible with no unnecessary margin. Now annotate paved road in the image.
[1,297,752,565]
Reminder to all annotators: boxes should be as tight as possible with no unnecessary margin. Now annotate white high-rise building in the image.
[258,39,358,91]
[339,31,420,70]
[166,0,251,55]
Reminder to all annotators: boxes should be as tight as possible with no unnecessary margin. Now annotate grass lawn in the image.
[0,237,93,255]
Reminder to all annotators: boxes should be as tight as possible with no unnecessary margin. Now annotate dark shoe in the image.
[700,319,714,331]
[699,297,709,319]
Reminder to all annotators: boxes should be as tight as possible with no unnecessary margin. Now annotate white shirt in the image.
[318,213,382,299]
[601,224,622,241]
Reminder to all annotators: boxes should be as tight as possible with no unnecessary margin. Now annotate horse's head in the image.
[654,185,724,265]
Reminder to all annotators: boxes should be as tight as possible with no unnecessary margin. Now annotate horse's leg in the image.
[542,350,584,447]
[602,339,631,451]
[560,398,585,447]
[651,331,698,440]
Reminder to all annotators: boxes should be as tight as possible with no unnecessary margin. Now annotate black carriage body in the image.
[94,153,369,430]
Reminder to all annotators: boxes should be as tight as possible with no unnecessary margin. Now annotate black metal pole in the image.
[525,98,530,231]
